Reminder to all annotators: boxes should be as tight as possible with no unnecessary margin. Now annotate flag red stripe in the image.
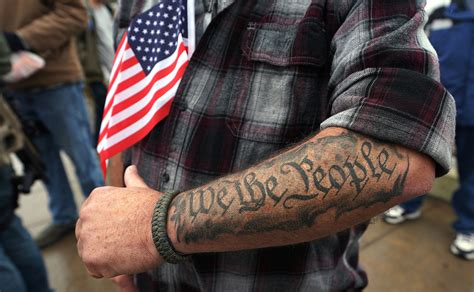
[99,98,174,175]
[98,43,187,149]
[107,59,188,137]
[121,54,140,71]
[101,43,136,127]
[99,56,142,144]
[112,71,146,108]
[107,56,141,101]
[111,69,146,108]
[112,43,187,114]
[107,40,130,92]
[112,33,128,67]
[102,63,143,126]
[97,115,110,145]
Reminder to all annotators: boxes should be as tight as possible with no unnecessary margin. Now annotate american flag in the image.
[97,0,195,176]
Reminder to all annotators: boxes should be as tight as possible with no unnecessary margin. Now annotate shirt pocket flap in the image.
[241,20,328,67]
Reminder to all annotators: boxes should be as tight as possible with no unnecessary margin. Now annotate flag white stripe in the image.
[109,50,188,127]
[98,41,188,151]
[107,39,127,88]
[99,43,135,137]
[103,48,137,113]
[98,69,182,151]
[99,62,143,135]
[110,63,143,97]
[99,37,187,140]
[114,35,186,104]
[123,48,135,61]
[186,0,196,56]
[99,81,180,150]
[107,60,143,104]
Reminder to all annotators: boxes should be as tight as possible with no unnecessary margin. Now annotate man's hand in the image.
[76,166,164,278]
[2,51,45,83]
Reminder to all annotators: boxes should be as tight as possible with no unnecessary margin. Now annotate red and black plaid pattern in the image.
[126,0,455,291]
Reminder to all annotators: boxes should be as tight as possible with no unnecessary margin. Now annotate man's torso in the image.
[132,1,368,291]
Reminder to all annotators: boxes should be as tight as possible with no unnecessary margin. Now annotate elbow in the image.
[409,173,434,199]
[403,152,436,200]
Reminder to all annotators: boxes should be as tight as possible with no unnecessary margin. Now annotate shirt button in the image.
[162,173,170,183]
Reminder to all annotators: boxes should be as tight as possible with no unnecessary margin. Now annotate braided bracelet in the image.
[151,190,189,264]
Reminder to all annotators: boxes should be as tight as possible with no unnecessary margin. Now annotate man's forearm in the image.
[167,127,434,254]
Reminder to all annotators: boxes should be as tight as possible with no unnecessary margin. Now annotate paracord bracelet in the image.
[151,190,188,264]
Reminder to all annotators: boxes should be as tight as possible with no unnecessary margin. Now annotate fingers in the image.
[124,165,149,188]
[76,219,104,279]
[75,218,82,240]
[77,240,103,278]
[89,271,104,279]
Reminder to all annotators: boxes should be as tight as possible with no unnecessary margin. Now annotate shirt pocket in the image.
[225,19,329,145]
[241,19,327,67]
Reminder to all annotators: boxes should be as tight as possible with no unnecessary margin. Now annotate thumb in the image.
[124,165,148,188]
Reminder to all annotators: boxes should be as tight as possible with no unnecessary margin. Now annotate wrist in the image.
[151,191,188,264]
[3,32,29,52]
[166,195,181,253]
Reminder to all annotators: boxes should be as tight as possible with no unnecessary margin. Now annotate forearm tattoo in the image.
[169,130,410,245]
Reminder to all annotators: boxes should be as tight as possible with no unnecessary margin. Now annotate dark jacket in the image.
[428,4,474,125]
[0,165,15,230]
[0,34,11,76]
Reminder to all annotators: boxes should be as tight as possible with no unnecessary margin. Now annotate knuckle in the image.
[89,188,100,199]
[90,186,114,200]
[76,240,83,256]
[83,254,100,269]
[79,207,90,220]
[89,188,98,197]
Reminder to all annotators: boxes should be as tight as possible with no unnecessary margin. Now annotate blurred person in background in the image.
[0,0,104,249]
[384,0,474,260]
[77,0,115,144]
[0,34,52,292]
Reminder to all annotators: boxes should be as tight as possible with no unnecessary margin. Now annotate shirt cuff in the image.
[321,68,456,177]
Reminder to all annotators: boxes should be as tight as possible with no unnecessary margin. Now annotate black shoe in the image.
[34,222,76,249]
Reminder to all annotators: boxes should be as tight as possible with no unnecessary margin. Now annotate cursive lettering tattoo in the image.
[169,130,410,244]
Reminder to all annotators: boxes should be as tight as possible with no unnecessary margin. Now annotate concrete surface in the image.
[10,154,474,292]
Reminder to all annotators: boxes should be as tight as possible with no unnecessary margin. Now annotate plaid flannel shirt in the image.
[123,0,456,291]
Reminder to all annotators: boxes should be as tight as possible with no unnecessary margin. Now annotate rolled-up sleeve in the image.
[320,0,456,176]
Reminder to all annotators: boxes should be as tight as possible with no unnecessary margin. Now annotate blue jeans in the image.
[5,82,104,224]
[401,125,474,235]
[0,216,52,292]
[0,165,51,292]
